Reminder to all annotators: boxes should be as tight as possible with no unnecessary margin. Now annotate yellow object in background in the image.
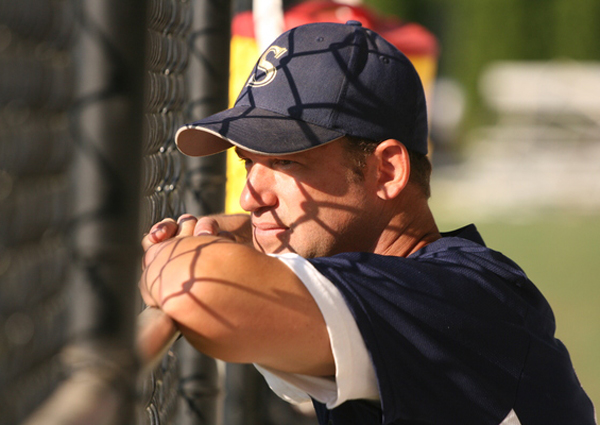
[226,33,259,214]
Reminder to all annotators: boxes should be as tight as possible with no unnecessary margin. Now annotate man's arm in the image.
[140,218,334,377]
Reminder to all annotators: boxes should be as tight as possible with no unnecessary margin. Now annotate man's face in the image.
[237,139,383,258]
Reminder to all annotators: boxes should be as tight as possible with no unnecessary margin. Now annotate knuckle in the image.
[177,214,197,226]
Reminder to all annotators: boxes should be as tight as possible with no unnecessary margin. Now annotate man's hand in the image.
[137,213,334,376]
[140,213,252,307]
[142,213,252,252]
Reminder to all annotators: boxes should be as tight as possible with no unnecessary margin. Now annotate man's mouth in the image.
[253,222,289,235]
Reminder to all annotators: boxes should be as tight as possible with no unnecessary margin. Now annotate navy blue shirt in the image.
[308,225,595,424]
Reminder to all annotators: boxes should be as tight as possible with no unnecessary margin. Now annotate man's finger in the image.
[175,214,198,237]
[142,218,178,250]
[194,216,219,236]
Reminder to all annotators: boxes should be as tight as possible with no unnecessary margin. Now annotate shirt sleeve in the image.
[254,253,379,409]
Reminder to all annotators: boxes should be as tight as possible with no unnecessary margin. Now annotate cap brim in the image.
[175,105,346,157]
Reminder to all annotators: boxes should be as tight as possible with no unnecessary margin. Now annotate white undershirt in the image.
[255,253,379,408]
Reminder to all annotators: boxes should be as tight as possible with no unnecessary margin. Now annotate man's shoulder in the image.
[306,224,508,274]
[306,224,539,310]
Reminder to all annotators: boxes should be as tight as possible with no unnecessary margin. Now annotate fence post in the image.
[60,0,148,423]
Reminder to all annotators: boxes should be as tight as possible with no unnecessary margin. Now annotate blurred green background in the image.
[365,0,600,409]
[366,0,600,132]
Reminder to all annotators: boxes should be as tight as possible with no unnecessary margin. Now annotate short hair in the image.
[342,136,432,198]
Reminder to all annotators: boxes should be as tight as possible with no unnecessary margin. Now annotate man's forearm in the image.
[139,233,334,375]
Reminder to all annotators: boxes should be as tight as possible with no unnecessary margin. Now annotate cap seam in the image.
[328,29,361,134]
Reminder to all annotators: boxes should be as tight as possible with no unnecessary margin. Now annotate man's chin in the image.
[253,238,297,256]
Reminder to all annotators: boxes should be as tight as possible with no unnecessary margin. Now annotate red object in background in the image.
[232,0,439,59]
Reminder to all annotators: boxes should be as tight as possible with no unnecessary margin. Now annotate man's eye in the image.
[273,159,294,168]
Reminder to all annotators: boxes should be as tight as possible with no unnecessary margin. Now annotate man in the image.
[140,21,595,424]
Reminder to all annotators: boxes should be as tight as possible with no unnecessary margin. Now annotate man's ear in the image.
[373,139,410,200]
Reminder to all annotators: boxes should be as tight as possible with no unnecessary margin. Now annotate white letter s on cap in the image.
[246,45,288,88]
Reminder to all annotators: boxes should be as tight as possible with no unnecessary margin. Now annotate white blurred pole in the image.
[253,0,285,52]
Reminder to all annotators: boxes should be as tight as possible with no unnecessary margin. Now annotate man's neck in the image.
[374,201,441,258]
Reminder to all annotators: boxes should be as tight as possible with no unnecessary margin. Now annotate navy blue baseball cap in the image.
[176,21,428,156]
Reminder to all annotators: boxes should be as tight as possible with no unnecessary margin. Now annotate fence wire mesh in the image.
[0,0,191,424]
[1,1,317,424]
[138,1,193,424]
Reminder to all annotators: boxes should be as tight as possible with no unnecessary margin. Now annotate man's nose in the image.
[239,163,278,212]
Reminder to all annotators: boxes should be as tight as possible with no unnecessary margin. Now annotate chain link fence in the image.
[1,1,320,424]
[0,0,210,424]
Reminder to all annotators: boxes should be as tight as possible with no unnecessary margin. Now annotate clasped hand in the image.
[142,214,237,250]
[139,214,251,307]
